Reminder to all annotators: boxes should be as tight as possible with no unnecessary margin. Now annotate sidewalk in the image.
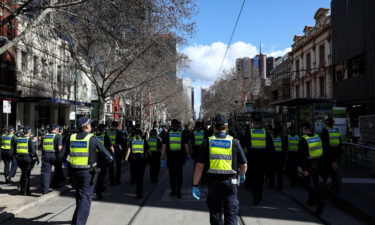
[320,175,375,225]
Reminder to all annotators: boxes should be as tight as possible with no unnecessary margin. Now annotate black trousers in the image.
[18,158,34,194]
[131,159,146,196]
[96,165,108,197]
[302,161,325,205]
[249,152,267,201]
[286,152,298,186]
[269,154,284,190]
[1,150,17,179]
[168,164,184,195]
[207,179,239,225]
[149,152,161,182]
[71,169,95,225]
[41,154,62,194]
[322,160,341,190]
[109,148,124,184]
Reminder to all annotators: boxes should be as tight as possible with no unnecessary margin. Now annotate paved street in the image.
[0,161,367,225]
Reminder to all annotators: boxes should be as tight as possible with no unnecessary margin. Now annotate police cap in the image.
[213,114,228,126]
[77,117,91,128]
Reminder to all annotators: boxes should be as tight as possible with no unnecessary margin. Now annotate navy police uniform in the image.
[94,131,113,199]
[41,130,63,194]
[147,135,162,183]
[196,131,247,225]
[107,129,126,185]
[128,137,149,198]
[64,118,112,225]
[1,130,18,182]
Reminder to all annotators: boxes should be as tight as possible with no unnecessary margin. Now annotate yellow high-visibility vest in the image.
[326,127,340,147]
[107,130,117,145]
[43,133,56,153]
[250,129,266,149]
[288,135,299,152]
[132,139,144,154]
[273,136,282,152]
[169,131,182,151]
[207,135,236,175]
[1,134,14,150]
[17,137,30,155]
[303,134,323,159]
[70,133,93,169]
[194,130,204,146]
[147,138,158,152]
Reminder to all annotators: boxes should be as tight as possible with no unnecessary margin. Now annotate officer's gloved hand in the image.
[108,156,114,163]
[192,186,201,200]
[160,159,166,168]
[35,158,40,165]
[239,174,246,184]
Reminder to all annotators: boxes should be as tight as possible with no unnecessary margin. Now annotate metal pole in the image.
[5,113,9,129]
[74,71,77,128]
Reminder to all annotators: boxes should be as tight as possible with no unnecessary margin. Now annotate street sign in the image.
[3,100,11,114]
[69,112,76,120]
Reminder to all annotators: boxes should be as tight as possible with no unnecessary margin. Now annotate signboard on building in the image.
[3,100,11,114]
[332,107,347,137]
[69,112,76,120]
[245,103,254,113]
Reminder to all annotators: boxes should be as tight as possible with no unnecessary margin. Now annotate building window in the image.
[306,81,311,98]
[295,59,300,77]
[106,105,111,113]
[21,51,28,72]
[348,54,366,78]
[306,53,311,73]
[335,70,343,82]
[295,85,299,98]
[33,56,39,76]
[57,66,62,83]
[319,77,325,97]
[319,44,325,66]
[42,58,48,78]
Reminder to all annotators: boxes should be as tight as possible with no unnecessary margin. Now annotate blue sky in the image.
[180,0,331,117]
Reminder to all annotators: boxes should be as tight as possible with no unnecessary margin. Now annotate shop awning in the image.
[270,98,335,106]
[20,97,91,107]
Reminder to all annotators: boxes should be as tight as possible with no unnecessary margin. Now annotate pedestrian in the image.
[1,126,18,183]
[321,117,342,192]
[40,124,63,194]
[241,116,273,205]
[64,117,113,225]
[192,121,209,184]
[125,129,150,198]
[286,126,299,187]
[16,126,39,195]
[94,124,114,200]
[160,119,190,199]
[107,121,126,186]
[298,122,326,215]
[269,128,285,190]
[192,114,247,225]
[147,129,162,183]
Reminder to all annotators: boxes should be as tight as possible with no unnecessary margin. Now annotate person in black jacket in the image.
[16,126,39,195]
[1,126,18,183]
[147,129,162,183]
[321,118,342,191]
[125,129,150,198]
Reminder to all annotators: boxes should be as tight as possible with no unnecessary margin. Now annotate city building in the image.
[270,53,292,103]
[291,8,332,100]
[15,19,91,130]
[331,0,375,126]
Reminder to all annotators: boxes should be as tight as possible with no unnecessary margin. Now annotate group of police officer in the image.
[0,114,342,225]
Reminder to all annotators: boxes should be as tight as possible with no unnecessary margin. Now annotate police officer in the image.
[65,117,113,225]
[1,126,18,183]
[16,126,39,195]
[41,124,63,194]
[160,119,190,199]
[286,126,299,187]
[147,129,162,183]
[298,123,325,215]
[192,121,205,161]
[269,128,285,190]
[241,117,273,205]
[125,129,150,198]
[94,124,114,200]
[107,121,126,185]
[321,118,342,191]
[192,114,247,225]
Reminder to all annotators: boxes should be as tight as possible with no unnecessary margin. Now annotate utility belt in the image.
[70,162,98,170]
